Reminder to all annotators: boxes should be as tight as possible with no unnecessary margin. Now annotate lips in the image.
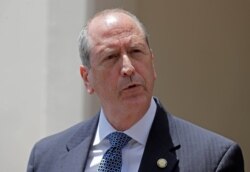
[122,83,141,91]
[127,84,137,88]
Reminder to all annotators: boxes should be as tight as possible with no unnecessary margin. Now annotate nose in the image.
[121,55,135,77]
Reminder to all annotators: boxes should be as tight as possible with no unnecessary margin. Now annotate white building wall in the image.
[0,0,49,171]
[0,0,85,171]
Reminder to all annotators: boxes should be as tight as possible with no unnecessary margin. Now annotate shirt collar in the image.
[93,98,157,146]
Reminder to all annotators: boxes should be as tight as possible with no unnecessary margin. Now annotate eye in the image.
[131,49,142,54]
[129,48,146,58]
[106,54,118,60]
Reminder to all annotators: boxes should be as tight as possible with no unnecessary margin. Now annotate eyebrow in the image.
[95,44,118,57]
[95,35,147,55]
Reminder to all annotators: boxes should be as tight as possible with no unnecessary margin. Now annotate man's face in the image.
[81,13,156,112]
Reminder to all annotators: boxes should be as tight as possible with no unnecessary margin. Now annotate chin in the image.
[121,94,151,107]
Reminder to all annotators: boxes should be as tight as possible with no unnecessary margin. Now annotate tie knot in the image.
[107,132,131,148]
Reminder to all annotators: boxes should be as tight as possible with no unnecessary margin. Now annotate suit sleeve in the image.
[216,144,244,172]
[27,145,36,172]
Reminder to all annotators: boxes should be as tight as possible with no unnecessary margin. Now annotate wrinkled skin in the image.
[80,12,157,130]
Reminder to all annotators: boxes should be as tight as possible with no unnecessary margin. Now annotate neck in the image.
[103,101,151,131]
[106,112,144,131]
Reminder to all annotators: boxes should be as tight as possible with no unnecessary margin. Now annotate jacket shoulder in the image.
[35,115,98,150]
[170,114,236,146]
[27,115,99,172]
[169,114,244,171]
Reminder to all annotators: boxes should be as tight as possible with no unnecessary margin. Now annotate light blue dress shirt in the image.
[85,98,157,172]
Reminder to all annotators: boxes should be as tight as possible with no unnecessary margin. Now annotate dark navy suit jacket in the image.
[27,98,244,172]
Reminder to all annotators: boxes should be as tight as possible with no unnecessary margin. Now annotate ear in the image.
[80,65,95,94]
[150,50,157,80]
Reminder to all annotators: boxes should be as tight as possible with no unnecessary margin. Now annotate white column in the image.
[45,0,87,135]
[0,0,86,171]
[0,0,49,171]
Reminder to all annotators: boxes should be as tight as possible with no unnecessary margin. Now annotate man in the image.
[27,9,244,172]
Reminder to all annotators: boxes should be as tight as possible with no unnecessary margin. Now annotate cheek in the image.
[147,61,157,79]
[136,62,155,79]
[152,65,157,80]
[93,68,118,89]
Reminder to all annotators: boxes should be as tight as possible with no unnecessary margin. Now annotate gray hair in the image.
[78,8,150,68]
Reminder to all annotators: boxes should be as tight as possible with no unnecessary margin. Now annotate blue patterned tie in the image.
[97,132,131,172]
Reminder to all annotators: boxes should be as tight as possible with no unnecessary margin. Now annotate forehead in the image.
[88,12,144,46]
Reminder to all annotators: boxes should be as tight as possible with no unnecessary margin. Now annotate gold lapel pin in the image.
[157,158,168,168]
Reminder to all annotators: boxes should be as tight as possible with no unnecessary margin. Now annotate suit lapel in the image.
[60,114,99,172]
[138,99,180,172]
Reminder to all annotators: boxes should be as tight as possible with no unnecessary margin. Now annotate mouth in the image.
[119,82,145,96]
[123,83,141,91]
[127,84,137,89]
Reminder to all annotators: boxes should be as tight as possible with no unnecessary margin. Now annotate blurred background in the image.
[0,0,249,171]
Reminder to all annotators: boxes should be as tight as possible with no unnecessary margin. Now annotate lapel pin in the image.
[157,158,168,168]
